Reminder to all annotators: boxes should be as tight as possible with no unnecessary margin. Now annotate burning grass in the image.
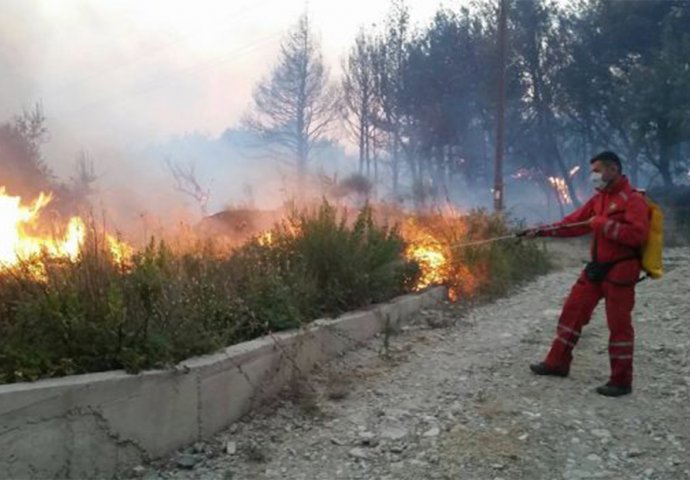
[0,199,548,385]
[403,208,550,301]
[0,187,133,276]
[0,188,85,266]
[0,201,418,383]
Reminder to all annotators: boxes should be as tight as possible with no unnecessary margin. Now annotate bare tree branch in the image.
[165,158,211,215]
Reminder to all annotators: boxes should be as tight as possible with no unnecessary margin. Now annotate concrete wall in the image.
[0,287,446,479]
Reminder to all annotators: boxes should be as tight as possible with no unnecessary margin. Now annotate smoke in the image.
[0,1,296,230]
[0,0,450,238]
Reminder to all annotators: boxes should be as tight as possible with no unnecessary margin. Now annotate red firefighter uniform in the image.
[539,176,649,387]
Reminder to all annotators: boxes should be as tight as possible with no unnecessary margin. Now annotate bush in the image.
[462,210,551,298]
[0,202,418,384]
[406,209,550,300]
[0,202,550,385]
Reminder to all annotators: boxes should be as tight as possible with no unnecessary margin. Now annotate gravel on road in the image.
[129,247,690,480]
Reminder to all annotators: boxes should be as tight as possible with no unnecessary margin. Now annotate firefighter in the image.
[525,151,650,397]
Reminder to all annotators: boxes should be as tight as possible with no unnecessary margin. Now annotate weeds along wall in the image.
[0,202,549,384]
[0,203,417,383]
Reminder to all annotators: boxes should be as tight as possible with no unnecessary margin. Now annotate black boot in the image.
[529,362,568,377]
[596,383,632,397]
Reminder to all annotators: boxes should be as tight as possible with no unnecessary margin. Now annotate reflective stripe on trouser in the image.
[544,275,636,386]
[545,276,603,373]
[604,282,635,386]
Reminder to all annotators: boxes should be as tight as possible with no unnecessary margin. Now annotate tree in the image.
[69,151,98,200]
[0,103,53,197]
[342,29,379,182]
[243,13,339,190]
[371,0,412,195]
[622,3,690,186]
[400,8,491,200]
[509,0,583,207]
[562,0,690,187]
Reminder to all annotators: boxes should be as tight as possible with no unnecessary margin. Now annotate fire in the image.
[548,176,572,205]
[407,242,447,288]
[60,217,87,261]
[255,219,302,247]
[106,234,134,267]
[0,187,86,267]
[0,186,132,271]
[404,235,448,291]
[257,230,273,246]
[402,216,455,299]
[400,211,494,302]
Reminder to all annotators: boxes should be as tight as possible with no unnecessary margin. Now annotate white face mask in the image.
[590,171,608,191]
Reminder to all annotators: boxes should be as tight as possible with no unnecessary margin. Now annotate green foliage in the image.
[0,202,417,384]
[296,202,419,312]
[452,213,515,297]
[414,209,551,299]
[0,203,551,385]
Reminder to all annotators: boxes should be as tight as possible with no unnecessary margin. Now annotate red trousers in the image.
[544,275,635,386]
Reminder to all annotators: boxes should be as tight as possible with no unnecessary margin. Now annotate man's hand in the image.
[589,216,607,232]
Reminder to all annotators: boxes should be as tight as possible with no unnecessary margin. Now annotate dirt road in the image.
[134,245,690,480]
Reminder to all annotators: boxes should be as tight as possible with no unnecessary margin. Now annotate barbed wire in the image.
[179,289,447,409]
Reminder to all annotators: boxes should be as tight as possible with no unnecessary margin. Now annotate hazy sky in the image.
[1,0,452,170]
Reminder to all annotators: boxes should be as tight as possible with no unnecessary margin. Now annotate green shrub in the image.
[0,202,550,385]
[408,209,550,300]
[284,203,419,313]
[0,201,418,384]
[466,210,551,298]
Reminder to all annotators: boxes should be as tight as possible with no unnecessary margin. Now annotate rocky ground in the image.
[129,242,690,480]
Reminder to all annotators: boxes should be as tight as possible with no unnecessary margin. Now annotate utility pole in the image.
[493,0,508,212]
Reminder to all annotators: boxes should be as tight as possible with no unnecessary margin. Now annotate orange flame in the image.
[0,186,133,272]
[548,176,572,205]
[402,216,456,299]
[106,234,134,267]
[0,187,86,267]
[257,230,273,246]
[404,235,448,291]
[401,211,492,302]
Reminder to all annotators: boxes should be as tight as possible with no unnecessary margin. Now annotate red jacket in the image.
[542,176,650,283]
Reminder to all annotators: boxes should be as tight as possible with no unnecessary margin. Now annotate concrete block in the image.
[422,286,447,307]
[0,408,142,479]
[96,372,199,458]
[197,363,253,439]
[0,288,439,478]
[329,311,382,348]
[390,295,420,325]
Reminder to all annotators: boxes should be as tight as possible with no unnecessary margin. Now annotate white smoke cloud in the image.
[0,0,445,231]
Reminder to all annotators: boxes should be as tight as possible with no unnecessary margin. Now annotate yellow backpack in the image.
[637,191,663,279]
